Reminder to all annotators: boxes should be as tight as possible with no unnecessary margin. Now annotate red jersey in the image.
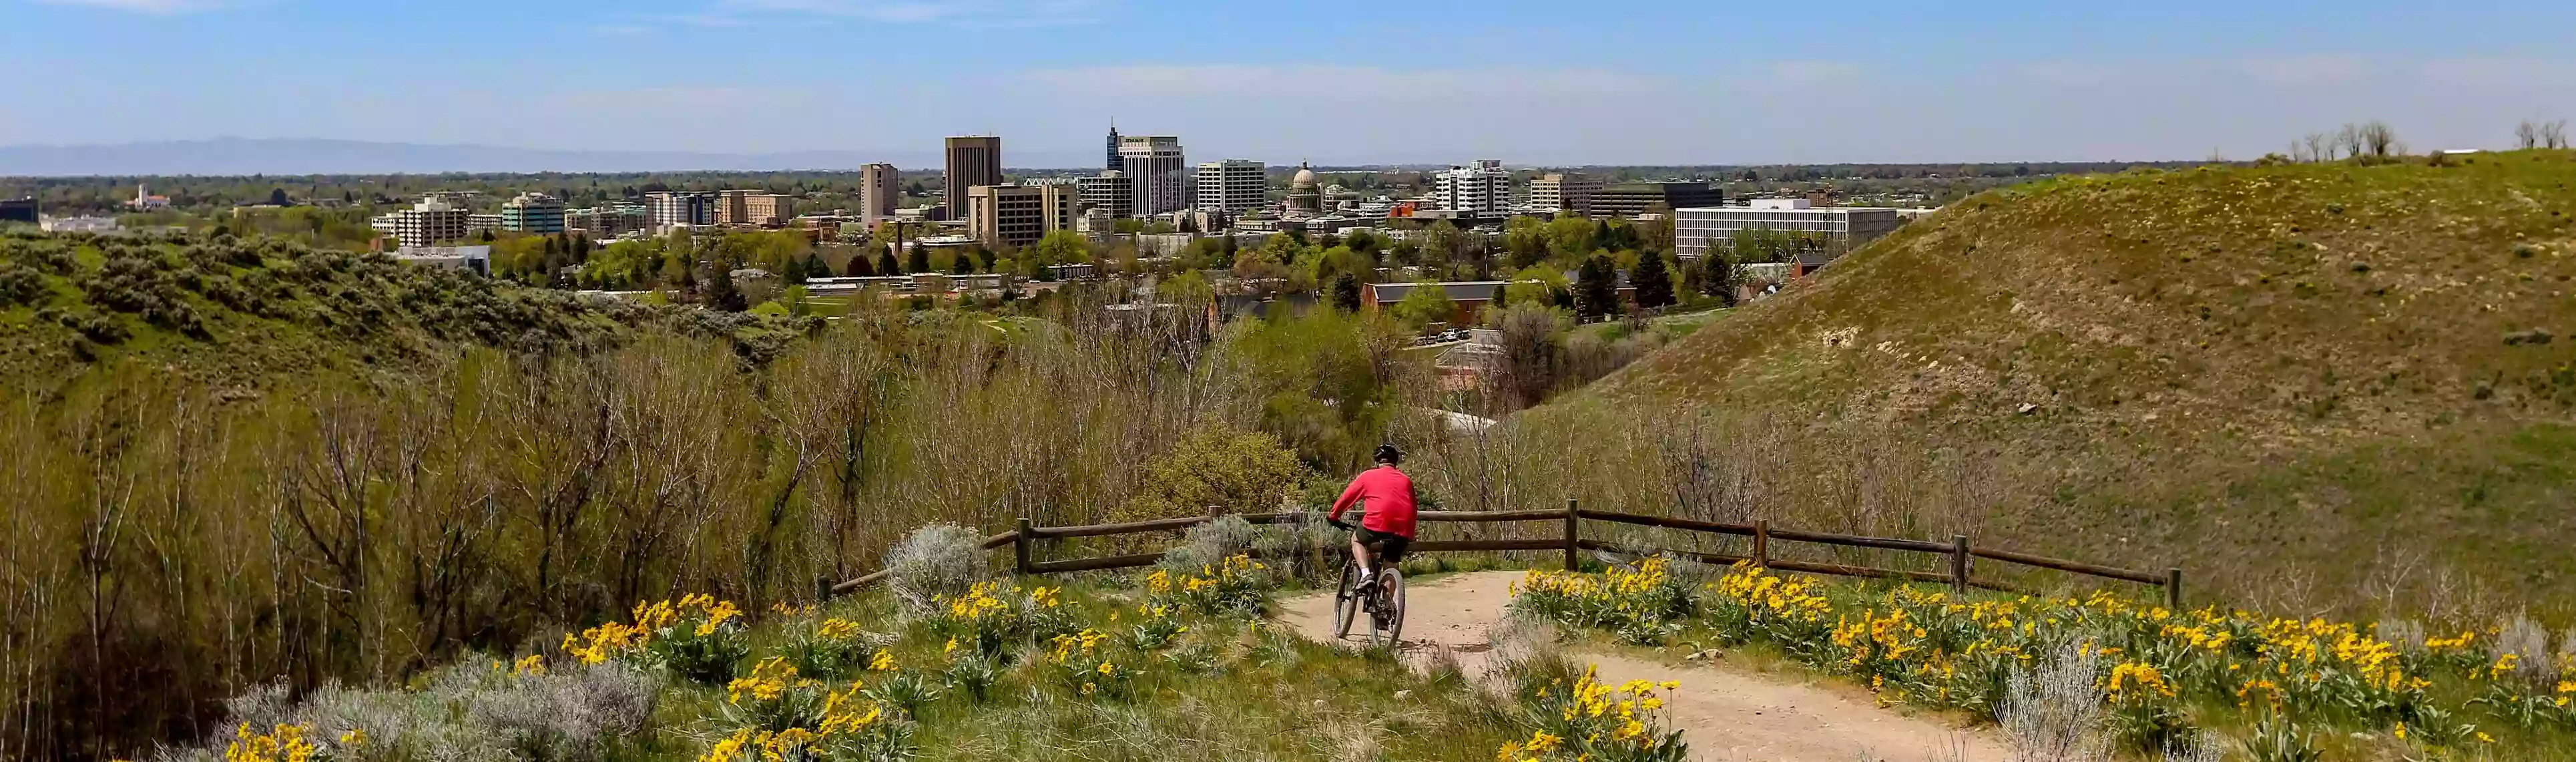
[1329,465,1418,538]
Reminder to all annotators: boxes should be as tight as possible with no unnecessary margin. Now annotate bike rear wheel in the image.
[1366,568,1406,647]
[1331,560,1358,640]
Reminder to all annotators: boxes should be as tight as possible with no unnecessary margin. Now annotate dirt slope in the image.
[1278,572,2007,762]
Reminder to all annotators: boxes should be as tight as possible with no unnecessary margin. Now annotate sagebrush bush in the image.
[1159,515,1259,574]
[886,523,993,617]
[2001,644,2109,762]
[156,656,661,762]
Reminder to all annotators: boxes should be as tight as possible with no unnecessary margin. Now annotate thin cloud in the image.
[1023,64,1662,100]
[1764,61,1865,85]
[698,0,1100,26]
[35,0,234,13]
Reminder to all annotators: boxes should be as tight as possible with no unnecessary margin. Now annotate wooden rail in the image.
[826,500,2185,609]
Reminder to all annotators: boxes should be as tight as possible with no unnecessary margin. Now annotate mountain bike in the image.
[1328,522,1406,646]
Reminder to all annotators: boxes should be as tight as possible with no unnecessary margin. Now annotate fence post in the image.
[2165,568,2184,611]
[1015,518,1034,575]
[1207,504,1222,518]
[816,575,833,602]
[1950,535,1971,594]
[1563,498,1581,572]
[1752,519,1770,568]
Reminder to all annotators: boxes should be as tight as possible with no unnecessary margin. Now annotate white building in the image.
[1194,160,1267,213]
[1673,198,1904,258]
[1433,160,1513,215]
[376,196,471,248]
[1116,136,1189,216]
[393,245,492,276]
[40,216,121,233]
[1528,172,1603,215]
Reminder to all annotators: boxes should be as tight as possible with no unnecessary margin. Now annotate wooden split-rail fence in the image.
[827,500,2186,610]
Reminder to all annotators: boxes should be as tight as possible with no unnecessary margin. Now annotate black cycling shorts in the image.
[1354,526,1411,563]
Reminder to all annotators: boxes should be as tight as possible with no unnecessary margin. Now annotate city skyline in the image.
[3,1,2575,167]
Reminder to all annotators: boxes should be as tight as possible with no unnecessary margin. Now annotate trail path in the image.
[1278,571,2009,762]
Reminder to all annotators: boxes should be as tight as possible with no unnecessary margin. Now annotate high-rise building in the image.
[646,191,717,227]
[1104,124,1123,174]
[1673,198,1901,258]
[1529,173,1603,216]
[500,192,567,234]
[860,164,900,226]
[1591,182,1724,219]
[565,206,650,237]
[965,184,1077,248]
[0,197,35,224]
[1194,160,1267,213]
[945,136,1004,219]
[381,196,471,247]
[1433,160,1513,215]
[1078,172,1134,219]
[1116,136,1188,216]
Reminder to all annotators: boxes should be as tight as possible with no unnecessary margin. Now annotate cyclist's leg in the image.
[1349,532,1374,580]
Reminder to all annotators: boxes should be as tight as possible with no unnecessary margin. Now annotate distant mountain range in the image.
[0,138,1104,177]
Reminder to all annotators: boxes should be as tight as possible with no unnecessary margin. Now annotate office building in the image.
[566,206,650,237]
[964,184,1076,248]
[744,194,793,226]
[1591,182,1724,219]
[1116,136,1188,216]
[1104,125,1122,173]
[647,192,717,227]
[1078,172,1134,219]
[500,192,566,234]
[0,197,35,224]
[1194,160,1267,213]
[1529,173,1603,215]
[382,196,471,248]
[945,136,1004,218]
[860,163,900,226]
[1673,198,1902,258]
[1433,160,1513,214]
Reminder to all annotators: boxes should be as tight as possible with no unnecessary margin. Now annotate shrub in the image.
[1495,664,1689,762]
[1510,556,1698,644]
[2000,644,2109,762]
[162,656,661,762]
[885,524,991,618]
[1159,514,1260,574]
[1143,554,1272,617]
[1127,427,1312,520]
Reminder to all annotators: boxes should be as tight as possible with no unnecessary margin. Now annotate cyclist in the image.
[1327,443,1417,590]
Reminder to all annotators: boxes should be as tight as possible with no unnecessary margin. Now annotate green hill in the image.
[1586,150,2576,616]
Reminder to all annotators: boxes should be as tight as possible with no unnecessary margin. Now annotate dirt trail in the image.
[1278,571,2008,762]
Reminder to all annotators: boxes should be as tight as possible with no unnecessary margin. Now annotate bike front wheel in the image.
[1331,560,1358,640]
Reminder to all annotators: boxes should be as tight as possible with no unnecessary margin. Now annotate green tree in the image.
[907,244,931,274]
[1630,252,1674,309]
[1389,281,1457,332]
[1574,253,1619,319]
[1026,230,1091,273]
[1702,252,1739,306]
[876,249,900,276]
[847,251,876,276]
[1128,427,1314,520]
[950,250,975,274]
[800,252,827,282]
[706,264,747,312]
[1329,273,1362,313]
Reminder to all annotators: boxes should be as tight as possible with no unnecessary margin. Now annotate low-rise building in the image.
[566,205,650,238]
[1527,173,1602,215]
[1359,280,1512,327]
[393,245,492,276]
[40,216,121,233]
[1673,198,1902,258]
[0,197,36,224]
[1591,182,1722,219]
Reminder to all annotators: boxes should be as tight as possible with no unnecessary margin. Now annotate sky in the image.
[3,0,2575,166]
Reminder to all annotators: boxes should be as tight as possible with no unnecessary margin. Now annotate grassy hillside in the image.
[0,230,718,385]
[1583,150,2576,617]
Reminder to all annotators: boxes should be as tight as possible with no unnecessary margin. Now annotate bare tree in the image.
[2547,119,2571,150]
[2518,120,2545,150]
[2302,133,2332,164]
[2358,121,2400,158]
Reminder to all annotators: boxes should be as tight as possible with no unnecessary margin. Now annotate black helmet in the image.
[1373,443,1404,464]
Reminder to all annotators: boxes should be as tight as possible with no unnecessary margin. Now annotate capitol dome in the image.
[1286,162,1323,217]
[1291,164,1319,190]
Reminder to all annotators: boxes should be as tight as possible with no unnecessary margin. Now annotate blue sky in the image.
[5,0,2575,165]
